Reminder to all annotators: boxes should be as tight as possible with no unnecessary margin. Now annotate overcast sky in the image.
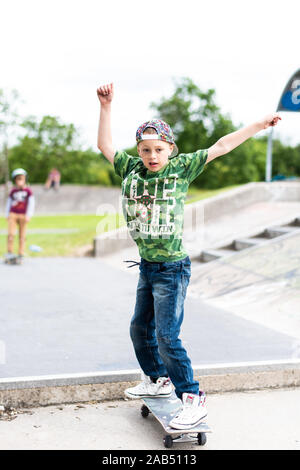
[2,0,300,152]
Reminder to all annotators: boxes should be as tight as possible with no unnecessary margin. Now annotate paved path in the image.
[0,388,299,450]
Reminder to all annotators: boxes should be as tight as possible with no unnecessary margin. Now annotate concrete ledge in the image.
[93,181,300,257]
[1,360,300,408]
[93,226,136,256]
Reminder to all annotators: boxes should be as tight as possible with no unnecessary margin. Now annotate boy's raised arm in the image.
[206,112,282,164]
[97,83,115,164]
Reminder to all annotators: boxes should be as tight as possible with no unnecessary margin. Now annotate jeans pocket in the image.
[182,259,191,277]
[182,255,191,267]
[181,273,189,298]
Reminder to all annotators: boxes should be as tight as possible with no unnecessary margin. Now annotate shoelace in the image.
[175,393,206,419]
[174,402,193,420]
[199,391,206,406]
[162,378,171,386]
[123,260,141,268]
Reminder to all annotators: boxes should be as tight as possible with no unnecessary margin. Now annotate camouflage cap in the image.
[136,119,178,158]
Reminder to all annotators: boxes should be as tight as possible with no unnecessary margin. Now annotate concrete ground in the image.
[0,387,299,450]
[0,257,297,378]
[1,183,300,450]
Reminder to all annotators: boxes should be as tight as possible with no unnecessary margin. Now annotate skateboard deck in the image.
[4,254,20,265]
[141,391,211,448]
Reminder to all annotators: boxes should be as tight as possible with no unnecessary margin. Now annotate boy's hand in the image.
[97,83,114,106]
[259,113,282,130]
[25,216,30,223]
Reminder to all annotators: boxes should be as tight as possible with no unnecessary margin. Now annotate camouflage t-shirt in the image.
[113,149,208,262]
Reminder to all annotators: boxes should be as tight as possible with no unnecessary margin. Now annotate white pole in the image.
[265,126,274,182]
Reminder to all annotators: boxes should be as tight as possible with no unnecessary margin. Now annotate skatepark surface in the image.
[1,182,300,379]
[1,182,300,450]
[0,254,299,379]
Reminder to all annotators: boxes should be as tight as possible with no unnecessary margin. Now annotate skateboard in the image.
[141,391,211,448]
[4,254,23,265]
[4,254,18,265]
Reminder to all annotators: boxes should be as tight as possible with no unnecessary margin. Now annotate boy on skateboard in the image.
[5,168,35,264]
[96,82,281,430]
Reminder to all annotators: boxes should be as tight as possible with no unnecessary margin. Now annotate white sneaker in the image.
[169,391,207,429]
[124,373,173,399]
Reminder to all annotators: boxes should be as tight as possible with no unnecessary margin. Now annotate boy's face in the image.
[14,174,26,187]
[137,140,174,172]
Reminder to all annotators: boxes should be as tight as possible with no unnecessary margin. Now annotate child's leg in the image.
[7,213,17,253]
[130,269,168,379]
[151,257,199,399]
[18,215,27,255]
[44,178,51,189]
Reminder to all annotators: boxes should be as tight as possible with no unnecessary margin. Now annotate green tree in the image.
[272,138,300,177]
[148,77,271,188]
[22,115,78,150]
[4,81,300,188]
[8,114,119,186]
[0,88,21,188]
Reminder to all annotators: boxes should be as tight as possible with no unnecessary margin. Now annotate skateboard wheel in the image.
[197,432,207,446]
[163,435,173,448]
[141,404,150,418]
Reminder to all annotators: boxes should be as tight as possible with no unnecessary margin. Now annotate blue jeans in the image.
[129,255,199,399]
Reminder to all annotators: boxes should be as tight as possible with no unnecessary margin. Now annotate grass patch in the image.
[0,213,126,257]
[186,184,241,204]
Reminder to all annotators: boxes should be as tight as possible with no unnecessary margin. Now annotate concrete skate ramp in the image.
[94,181,300,256]
[1,181,299,219]
[0,184,121,214]
[189,230,300,341]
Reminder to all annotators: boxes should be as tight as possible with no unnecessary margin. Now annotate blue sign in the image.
[277,69,300,112]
